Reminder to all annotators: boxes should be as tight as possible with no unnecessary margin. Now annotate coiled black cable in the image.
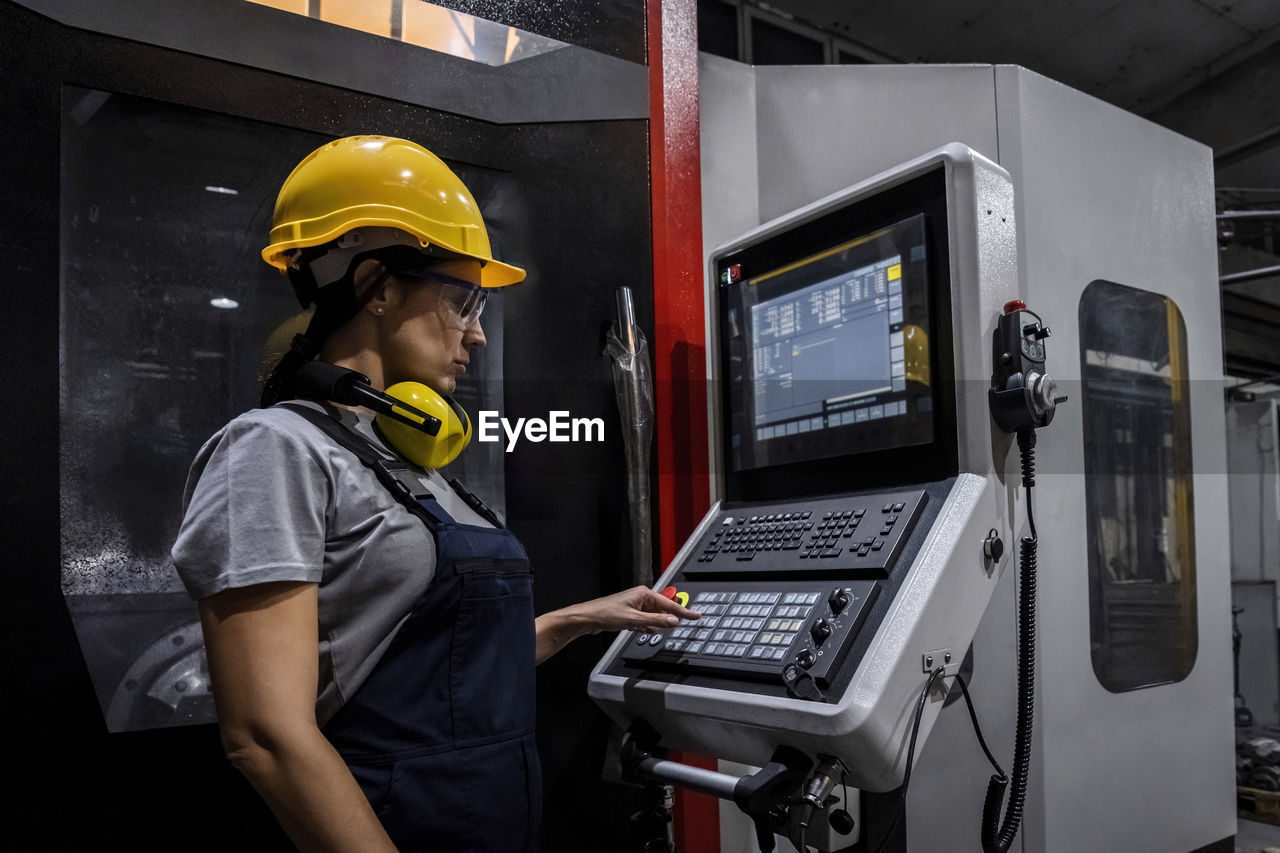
[981,428,1038,853]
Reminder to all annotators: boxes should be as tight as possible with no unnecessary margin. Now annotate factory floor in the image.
[1237,818,1280,852]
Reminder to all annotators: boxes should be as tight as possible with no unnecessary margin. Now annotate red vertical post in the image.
[647,0,718,851]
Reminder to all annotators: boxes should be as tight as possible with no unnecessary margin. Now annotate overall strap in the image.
[277,402,440,532]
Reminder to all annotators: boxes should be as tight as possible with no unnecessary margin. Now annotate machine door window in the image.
[1080,280,1197,692]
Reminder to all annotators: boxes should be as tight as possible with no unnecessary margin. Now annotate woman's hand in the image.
[534,586,700,664]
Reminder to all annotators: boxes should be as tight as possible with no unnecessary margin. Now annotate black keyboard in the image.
[687,490,926,577]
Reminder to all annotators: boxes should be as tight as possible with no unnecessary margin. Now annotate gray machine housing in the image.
[589,143,1019,792]
[695,60,1234,853]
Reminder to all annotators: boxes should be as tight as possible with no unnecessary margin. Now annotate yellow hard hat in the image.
[261,135,525,289]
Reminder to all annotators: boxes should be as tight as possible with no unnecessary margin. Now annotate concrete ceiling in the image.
[755,0,1280,378]
[764,0,1280,115]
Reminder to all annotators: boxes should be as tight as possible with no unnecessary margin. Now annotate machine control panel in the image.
[689,490,926,577]
[623,580,879,690]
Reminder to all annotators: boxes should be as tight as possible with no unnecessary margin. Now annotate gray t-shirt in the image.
[171,400,493,725]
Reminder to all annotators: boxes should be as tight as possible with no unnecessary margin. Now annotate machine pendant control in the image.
[622,489,926,692]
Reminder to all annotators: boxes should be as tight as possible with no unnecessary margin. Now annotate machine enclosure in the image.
[695,62,1232,853]
[588,144,1018,792]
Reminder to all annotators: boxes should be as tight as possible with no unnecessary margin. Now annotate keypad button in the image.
[883,504,893,513]
[893,502,905,512]
[872,540,885,551]
[881,527,892,536]
[887,515,899,524]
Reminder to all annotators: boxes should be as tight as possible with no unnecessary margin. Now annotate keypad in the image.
[691,491,924,577]
[621,578,881,689]
[659,587,824,662]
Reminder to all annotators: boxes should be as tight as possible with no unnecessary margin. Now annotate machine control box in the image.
[621,489,926,691]
[623,579,879,689]
[688,490,926,578]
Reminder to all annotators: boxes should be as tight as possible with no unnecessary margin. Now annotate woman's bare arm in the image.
[199,581,398,852]
[534,585,699,664]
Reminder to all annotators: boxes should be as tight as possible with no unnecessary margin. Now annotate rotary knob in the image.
[810,619,832,645]
[828,588,850,615]
[796,649,816,669]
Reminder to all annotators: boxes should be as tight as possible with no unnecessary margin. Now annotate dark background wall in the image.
[1,1,656,848]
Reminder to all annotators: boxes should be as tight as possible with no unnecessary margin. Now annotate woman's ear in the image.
[353,259,396,317]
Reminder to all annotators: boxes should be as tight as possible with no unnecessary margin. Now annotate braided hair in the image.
[260,249,382,408]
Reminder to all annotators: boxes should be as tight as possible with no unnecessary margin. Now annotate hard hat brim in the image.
[262,214,527,288]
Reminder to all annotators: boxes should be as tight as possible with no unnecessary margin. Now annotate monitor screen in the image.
[715,168,956,499]
[724,214,932,472]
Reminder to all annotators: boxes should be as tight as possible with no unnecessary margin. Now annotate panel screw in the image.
[925,655,934,667]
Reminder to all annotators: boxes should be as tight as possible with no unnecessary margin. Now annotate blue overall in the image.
[321,496,541,852]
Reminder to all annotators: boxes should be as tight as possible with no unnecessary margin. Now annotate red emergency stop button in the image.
[661,586,678,600]
[1003,299,1026,315]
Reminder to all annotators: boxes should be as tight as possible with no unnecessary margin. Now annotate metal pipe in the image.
[1221,265,1280,286]
[633,755,741,801]
[616,286,639,353]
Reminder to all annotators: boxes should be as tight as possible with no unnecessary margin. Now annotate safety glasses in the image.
[433,276,487,328]
[385,255,488,328]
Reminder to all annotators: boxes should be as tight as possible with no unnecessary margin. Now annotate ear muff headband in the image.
[293,362,470,468]
[376,382,472,469]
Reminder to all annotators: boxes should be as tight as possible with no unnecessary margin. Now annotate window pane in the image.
[698,0,739,61]
[1080,279,1197,691]
[751,18,824,66]
[60,86,508,730]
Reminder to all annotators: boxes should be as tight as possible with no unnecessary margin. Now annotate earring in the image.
[375,308,385,315]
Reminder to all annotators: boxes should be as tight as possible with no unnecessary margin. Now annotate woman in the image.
[172,135,695,852]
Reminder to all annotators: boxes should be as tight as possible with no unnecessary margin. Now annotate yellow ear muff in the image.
[375,381,472,469]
